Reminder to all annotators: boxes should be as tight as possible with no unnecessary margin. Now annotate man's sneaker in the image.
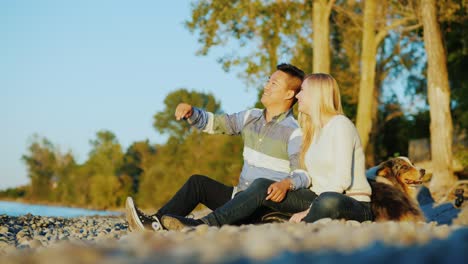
[125,197,163,232]
[161,214,204,231]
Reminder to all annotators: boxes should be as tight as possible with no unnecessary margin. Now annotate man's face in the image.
[261,70,291,108]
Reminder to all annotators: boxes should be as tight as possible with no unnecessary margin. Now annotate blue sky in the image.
[0,0,259,190]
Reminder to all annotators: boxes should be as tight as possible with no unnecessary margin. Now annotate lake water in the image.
[0,200,122,218]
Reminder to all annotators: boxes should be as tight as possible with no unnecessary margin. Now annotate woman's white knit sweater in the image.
[305,115,372,202]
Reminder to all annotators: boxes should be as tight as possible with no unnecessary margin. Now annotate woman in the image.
[161,74,373,230]
[290,73,372,223]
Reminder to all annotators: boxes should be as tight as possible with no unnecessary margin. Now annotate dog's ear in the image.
[377,166,391,177]
[377,159,394,178]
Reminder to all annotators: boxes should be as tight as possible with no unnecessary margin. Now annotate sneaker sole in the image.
[125,197,145,232]
[161,215,187,231]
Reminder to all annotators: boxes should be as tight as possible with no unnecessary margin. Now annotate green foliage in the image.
[444,16,468,130]
[186,0,366,119]
[187,0,312,85]
[86,130,124,208]
[454,147,468,169]
[0,186,27,199]
[53,152,77,204]
[120,140,158,194]
[373,96,431,162]
[21,136,57,201]
[136,132,242,209]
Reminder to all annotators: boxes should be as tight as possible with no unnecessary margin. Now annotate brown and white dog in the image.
[368,157,426,222]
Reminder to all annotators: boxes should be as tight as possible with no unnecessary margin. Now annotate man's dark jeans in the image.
[202,178,318,226]
[201,178,374,226]
[155,175,233,219]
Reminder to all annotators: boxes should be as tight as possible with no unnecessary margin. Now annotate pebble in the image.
[0,226,8,234]
[194,224,209,235]
[29,239,43,249]
[0,205,466,263]
[0,240,9,248]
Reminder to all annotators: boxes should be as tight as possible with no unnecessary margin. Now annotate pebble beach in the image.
[1,205,467,263]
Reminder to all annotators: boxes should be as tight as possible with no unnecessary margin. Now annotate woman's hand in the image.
[265,179,291,202]
[289,208,310,223]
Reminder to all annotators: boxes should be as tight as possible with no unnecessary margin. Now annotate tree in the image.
[120,140,158,194]
[53,151,76,203]
[188,0,341,85]
[86,130,124,208]
[356,0,378,156]
[355,0,420,151]
[420,0,457,194]
[22,136,57,201]
[313,0,335,73]
[442,3,468,130]
[332,1,425,164]
[187,0,306,85]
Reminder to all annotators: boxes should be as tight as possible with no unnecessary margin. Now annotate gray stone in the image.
[194,224,209,235]
[29,239,43,249]
[0,226,8,234]
[0,240,10,248]
[16,242,30,249]
[16,230,29,239]
[17,236,32,244]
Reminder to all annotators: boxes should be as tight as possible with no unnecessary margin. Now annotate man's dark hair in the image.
[277,63,305,106]
[277,63,305,81]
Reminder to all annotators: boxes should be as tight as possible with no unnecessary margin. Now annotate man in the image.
[126,63,310,231]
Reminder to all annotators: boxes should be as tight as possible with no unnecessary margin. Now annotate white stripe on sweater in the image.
[243,146,290,173]
[289,128,302,141]
[202,112,215,134]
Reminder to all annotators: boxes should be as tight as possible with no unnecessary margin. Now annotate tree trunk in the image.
[366,71,381,167]
[356,0,377,151]
[313,0,332,73]
[421,0,456,194]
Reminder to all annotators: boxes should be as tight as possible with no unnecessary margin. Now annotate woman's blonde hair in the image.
[299,73,344,169]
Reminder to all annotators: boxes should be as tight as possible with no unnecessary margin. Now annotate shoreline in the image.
[0,198,125,213]
[0,199,125,215]
[0,198,212,217]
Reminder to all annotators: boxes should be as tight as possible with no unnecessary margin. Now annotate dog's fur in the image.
[370,157,426,222]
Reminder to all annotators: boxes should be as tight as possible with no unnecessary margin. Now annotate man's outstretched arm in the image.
[174,102,250,135]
